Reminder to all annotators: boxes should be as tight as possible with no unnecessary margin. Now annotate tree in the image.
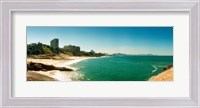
[42,46,53,55]
[89,50,95,56]
[27,42,52,55]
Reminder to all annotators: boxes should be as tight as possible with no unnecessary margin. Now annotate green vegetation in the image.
[27,42,107,57]
[27,43,52,55]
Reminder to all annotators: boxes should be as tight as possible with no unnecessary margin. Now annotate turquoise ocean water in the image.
[71,55,173,81]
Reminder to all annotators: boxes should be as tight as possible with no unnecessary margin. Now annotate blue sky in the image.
[27,27,173,55]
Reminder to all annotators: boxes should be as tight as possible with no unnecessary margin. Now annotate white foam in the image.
[41,57,96,81]
[152,65,158,73]
[55,57,94,68]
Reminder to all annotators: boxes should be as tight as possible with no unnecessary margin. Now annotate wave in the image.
[152,65,168,73]
[152,65,158,73]
[157,66,166,67]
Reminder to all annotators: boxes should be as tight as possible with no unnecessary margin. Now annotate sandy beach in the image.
[27,56,173,81]
[27,56,92,67]
[148,67,173,81]
[27,56,95,81]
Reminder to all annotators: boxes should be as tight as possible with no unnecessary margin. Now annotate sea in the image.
[70,55,173,81]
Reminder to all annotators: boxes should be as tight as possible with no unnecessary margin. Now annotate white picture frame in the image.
[0,0,199,107]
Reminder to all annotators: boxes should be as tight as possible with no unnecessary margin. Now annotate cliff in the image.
[149,67,173,81]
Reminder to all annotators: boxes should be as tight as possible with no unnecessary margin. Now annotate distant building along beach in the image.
[50,38,59,48]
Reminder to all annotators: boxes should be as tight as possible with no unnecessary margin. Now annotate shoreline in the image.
[148,67,173,81]
[55,57,96,69]
[27,56,96,81]
[27,55,173,81]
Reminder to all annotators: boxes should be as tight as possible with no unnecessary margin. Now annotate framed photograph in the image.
[27,26,173,81]
[0,0,199,107]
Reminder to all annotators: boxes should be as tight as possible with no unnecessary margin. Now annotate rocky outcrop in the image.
[27,72,58,81]
[149,66,173,81]
[27,62,73,71]
[163,65,173,71]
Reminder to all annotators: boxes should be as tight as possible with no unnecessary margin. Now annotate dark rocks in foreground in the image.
[27,62,73,71]
[163,65,173,71]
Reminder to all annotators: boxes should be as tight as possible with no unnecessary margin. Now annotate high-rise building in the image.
[50,38,59,48]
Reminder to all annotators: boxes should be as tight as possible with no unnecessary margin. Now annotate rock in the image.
[27,62,73,71]
[27,72,58,81]
[163,65,173,71]
[149,67,173,81]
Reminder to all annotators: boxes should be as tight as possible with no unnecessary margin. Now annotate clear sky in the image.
[27,27,173,55]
